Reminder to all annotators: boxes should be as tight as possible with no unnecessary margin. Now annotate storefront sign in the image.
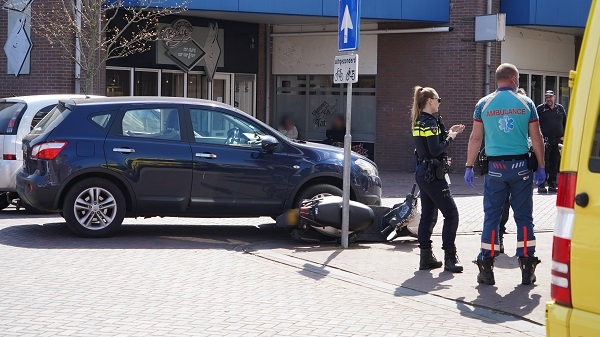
[4,6,32,76]
[158,19,224,78]
[159,19,205,72]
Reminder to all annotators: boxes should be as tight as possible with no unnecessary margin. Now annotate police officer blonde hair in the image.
[411,86,437,127]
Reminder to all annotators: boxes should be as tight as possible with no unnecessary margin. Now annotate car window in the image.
[121,108,180,141]
[590,107,600,172]
[30,104,57,130]
[90,113,112,130]
[30,104,68,135]
[0,102,26,135]
[189,108,266,147]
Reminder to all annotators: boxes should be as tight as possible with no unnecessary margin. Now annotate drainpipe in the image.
[484,0,492,95]
[74,0,82,94]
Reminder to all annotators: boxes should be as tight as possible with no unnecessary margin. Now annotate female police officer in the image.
[411,86,465,272]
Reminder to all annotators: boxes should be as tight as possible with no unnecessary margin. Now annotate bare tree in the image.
[16,0,186,94]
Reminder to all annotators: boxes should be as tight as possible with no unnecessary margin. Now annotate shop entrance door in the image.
[211,73,232,105]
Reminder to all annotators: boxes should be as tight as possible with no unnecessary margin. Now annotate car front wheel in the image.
[293,184,343,208]
[63,178,126,238]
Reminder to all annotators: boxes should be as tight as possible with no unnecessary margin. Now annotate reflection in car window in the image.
[30,104,56,130]
[121,108,180,141]
[31,105,67,135]
[189,108,266,146]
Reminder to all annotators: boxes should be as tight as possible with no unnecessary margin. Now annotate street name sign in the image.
[338,0,361,52]
[333,54,359,84]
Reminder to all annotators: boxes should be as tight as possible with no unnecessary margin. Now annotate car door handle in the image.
[196,152,217,159]
[113,148,135,153]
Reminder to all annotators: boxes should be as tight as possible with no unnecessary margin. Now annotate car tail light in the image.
[3,154,16,160]
[551,172,577,307]
[5,109,19,133]
[31,142,68,160]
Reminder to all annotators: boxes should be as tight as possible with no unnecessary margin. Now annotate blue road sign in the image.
[338,0,361,52]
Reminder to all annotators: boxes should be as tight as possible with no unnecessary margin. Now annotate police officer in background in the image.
[537,90,566,193]
[411,86,465,273]
[464,63,546,286]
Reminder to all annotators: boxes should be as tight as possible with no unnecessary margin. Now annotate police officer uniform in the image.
[537,90,566,192]
[413,112,462,272]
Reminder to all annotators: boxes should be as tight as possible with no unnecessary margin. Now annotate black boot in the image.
[475,258,495,285]
[518,257,541,285]
[444,247,463,273]
[419,248,443,270]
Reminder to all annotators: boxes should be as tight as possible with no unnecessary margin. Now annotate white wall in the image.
[272,24,377,75]
[502,27,575,74]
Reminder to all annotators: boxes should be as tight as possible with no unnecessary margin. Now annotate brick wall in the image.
[375,1,502,172]
[0,0,75,97]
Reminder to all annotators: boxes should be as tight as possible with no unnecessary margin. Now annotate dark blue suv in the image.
[16,97,381,237]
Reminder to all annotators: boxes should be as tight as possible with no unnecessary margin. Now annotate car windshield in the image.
[30,104,69,135]
[0,102,26,135]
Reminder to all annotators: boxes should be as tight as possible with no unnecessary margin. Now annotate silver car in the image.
[0,94,96,211]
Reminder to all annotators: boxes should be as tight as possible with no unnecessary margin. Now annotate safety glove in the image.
[534,167,546,186]
[464,167,474,187]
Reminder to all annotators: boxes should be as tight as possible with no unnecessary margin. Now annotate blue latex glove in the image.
[464,168,474,187]
[534,167,546,186]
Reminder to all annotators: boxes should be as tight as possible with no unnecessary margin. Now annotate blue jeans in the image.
[477,158,536,260]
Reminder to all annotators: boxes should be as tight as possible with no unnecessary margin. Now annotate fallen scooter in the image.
[275,184,420,243]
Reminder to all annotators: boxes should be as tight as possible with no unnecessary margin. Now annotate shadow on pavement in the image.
[456,284,541,324]
[0,222,293,250]
[398,270,454,295]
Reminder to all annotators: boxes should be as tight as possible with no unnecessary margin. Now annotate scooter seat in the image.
[314,196,374,231]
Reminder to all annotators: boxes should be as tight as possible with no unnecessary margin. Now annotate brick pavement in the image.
[0,170,555,336]
[0,218,543,337]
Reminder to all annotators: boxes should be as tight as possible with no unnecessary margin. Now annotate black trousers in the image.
[415,167,459,250]
[544,138,562,187]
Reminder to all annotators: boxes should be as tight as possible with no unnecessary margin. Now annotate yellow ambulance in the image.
[545,0,600,335]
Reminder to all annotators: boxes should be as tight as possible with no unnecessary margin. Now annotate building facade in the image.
[1,0,591,171]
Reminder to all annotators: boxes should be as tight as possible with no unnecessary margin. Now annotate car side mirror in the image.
[261,135,279,152]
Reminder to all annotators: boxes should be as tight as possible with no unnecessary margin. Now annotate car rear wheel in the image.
[0,192,10,210]
[63,178,125,238]
[293,184,343,208]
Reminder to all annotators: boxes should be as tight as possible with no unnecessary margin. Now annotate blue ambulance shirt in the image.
[473,87,538,157]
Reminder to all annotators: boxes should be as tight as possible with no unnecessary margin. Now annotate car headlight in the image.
[355,158,378,176]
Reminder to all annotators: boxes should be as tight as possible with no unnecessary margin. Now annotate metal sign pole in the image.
[341,55,353,248]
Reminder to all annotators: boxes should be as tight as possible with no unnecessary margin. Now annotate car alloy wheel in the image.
[63,178,125,237]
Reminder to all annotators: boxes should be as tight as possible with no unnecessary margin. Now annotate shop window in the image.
[161,72,184,97]
[275,75,376,145]
[519,74,529,95]
[559,77,570,112]
[106,69,131,96]
[531,75,543,106]
[545,76,557,97]
[188,74,208,99]
[234,74,256,116]
[134,71,158,96]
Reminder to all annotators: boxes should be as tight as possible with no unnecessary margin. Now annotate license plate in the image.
[286,209,299,226]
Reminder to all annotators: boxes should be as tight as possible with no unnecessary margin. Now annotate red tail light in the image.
[3,154,17,160]
[31,142,68,160]
[551,172,577,307]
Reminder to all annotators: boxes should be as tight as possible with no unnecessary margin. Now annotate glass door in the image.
[211,73,231,105]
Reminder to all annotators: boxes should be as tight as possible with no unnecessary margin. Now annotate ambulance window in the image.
[591,112,600,172]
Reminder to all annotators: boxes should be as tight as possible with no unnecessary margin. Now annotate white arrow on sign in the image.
[340,5,353,44]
